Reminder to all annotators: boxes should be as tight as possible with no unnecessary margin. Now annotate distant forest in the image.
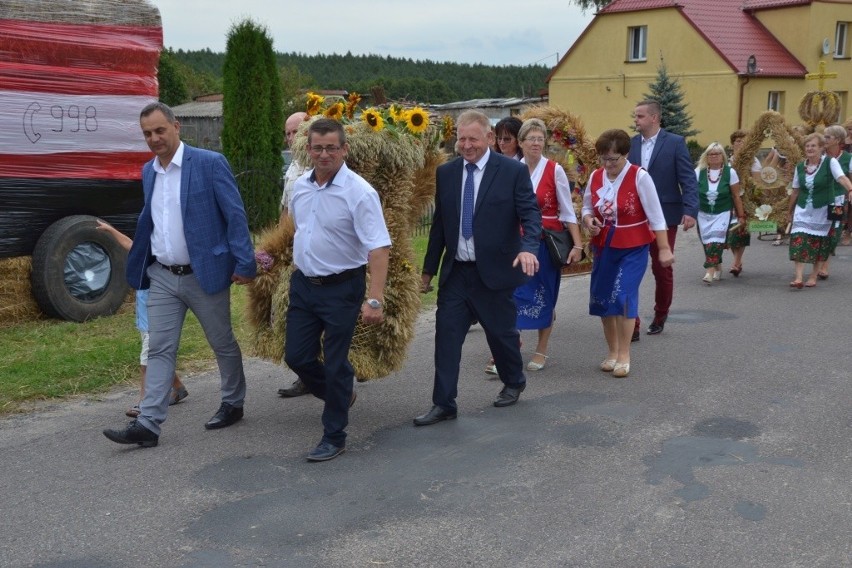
[171,49,551,104]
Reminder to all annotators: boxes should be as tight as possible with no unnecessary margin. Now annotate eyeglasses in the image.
[524,136,546,144]
[309,145,342,155]
[599,155,622,164]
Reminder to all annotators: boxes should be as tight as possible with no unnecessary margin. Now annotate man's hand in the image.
[231,274,254,285]
[512,251,539,276]
[420,273,434,293]
[681,215,696,231]
[361,303,384,324]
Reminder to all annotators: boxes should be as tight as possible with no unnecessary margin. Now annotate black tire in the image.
[31,215,130,322]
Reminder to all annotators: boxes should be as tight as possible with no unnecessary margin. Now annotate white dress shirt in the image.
[290,162,391,277]
[641,133,658,170]
[150,142,190,265]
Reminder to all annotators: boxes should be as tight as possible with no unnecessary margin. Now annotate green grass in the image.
[0,287,251,413]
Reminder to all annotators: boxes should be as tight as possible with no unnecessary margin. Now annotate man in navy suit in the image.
[628,100,699,338]
[104,102,256,447]
[414,110,542,426]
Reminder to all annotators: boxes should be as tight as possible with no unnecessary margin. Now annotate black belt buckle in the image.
[160,262,192,276]
[306,276,324,285]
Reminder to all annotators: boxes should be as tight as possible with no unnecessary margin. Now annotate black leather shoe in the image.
[307,441,345,462]
[204,402,244,430]
[647,319,665,335]
[413,405,457,426]
[103,420,159,447]
[494,383,526,407]
[631,329,640,342]
[278,379,309,398]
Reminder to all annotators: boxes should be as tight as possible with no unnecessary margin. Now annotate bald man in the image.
[280,111,308,221]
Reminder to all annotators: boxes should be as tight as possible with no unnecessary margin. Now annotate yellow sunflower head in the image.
[306,92,325,116]
[362,108,385,132]
[324,102,345,121]
[405,107,430,135]
[389,104,405,124]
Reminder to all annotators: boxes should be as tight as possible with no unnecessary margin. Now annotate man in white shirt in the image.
[280,111,307,220]
[284,118,391,462]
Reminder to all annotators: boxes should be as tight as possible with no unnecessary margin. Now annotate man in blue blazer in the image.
[414,110,542,426]
[628,100,699,338]
[104,102,256,447]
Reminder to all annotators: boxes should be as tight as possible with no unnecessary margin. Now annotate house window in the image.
[767,91,784,112]
[628,26,647,62]
[836,22,849,58]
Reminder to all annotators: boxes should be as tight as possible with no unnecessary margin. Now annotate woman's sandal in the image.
[817,272,829,280]
[600,359,617,372]
[526,352,548,371]
[790,280,804,289]
[729,265,742,277]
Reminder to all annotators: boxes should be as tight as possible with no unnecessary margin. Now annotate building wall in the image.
[550,2,852,150]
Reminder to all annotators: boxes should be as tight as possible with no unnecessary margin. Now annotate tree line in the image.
[168,49,552,105]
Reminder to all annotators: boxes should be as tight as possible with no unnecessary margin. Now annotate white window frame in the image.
[836,22,848,58]
[628,26,647,62]
[767,91,783,112]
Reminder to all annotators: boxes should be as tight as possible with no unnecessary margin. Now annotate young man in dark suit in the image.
[415,110,542,426]
[628,100,699,338]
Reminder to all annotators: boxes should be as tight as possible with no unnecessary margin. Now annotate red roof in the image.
[598,0,806,77]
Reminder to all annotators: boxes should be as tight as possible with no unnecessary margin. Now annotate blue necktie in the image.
[462,163,476,239]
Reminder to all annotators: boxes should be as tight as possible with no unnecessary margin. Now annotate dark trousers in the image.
[636,225,678,330]
[284,270,365,447]
[433,263,525,412]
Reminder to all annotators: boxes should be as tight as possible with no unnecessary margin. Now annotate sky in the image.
[150,0,597,67]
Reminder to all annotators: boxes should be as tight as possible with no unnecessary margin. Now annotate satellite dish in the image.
[822,38,832,55]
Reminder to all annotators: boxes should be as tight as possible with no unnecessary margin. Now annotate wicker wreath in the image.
[732,111,803,228]
[798,91,841,128]
[247,116,444,380]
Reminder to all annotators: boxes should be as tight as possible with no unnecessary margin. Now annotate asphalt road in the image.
[2,230,852,568]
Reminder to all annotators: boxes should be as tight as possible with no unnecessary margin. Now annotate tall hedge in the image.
[222,20,284,232]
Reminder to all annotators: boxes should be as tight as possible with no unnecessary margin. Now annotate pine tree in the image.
[221,20,284,232]
[157,48,189,106]
[642,63,699,138]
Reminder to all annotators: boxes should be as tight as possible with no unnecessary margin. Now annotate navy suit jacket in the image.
[126,144,256,295]
[628,129,699,227]
[423,151,541,291]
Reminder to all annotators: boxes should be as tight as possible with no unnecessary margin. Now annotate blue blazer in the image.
[628,129,699,227]
[424,151,542,291]
[127,144,257,295]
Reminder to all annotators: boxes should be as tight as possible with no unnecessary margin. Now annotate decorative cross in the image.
[805,60,838,91]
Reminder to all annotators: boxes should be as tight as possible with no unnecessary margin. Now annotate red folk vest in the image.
[589,165,655,249]
[536,159,564,232]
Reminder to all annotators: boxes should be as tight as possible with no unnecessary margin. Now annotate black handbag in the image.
[542,228,572,265]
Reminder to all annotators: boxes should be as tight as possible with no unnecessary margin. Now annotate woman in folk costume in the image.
[787,132,852,288]
[815,124,852,279]
[512,118,583,371]
[727,130,761,274]
[695,142,746,284]
[582,129,672,378]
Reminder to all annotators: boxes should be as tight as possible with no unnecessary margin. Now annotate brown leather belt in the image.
[158,261,193,276]
[302,266,365,286]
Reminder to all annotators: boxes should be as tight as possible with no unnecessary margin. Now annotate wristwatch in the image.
[365,298,382,309]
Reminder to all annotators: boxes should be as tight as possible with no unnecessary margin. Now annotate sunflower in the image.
[345,92,362,119]
[362,108,384,132]
[405,107,430,135]
[389,104,405,124]
[324,102,345,121]
[306,92,325,116]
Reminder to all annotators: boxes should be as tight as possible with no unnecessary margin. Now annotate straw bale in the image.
[0,0,161,26]
[0,257,42,326]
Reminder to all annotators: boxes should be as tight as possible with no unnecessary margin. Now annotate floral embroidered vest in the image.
[536,159,563,232]
[698,166,733,214]
[796,159,833,209]
[589,165,655,249]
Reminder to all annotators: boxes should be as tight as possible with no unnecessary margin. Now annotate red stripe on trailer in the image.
[0,152,150,180]
[0,62,158,96]
[0,19,161,74]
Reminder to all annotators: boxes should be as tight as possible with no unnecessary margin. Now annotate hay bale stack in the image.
[0,0,161,25]
[0,257,42,325]
[247,116,445,380]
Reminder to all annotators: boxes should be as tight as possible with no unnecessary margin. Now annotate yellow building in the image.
[548,0,852,145]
